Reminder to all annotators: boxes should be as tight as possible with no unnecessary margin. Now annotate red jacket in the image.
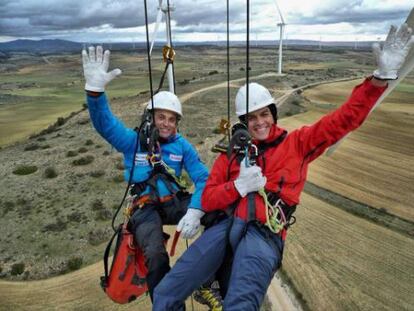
[201,78,386,228]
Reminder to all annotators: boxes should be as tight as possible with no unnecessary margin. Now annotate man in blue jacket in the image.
[82,46,209,301]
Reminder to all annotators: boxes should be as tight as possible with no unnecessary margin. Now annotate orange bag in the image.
[100,224,148,304]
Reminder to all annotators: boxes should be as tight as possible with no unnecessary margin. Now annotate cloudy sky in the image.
[0,0,413,43]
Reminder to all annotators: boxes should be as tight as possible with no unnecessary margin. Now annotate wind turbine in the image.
[149,0,176,93]
[273,0,286,75]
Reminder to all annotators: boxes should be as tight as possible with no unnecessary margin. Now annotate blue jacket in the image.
[87,93,208,210]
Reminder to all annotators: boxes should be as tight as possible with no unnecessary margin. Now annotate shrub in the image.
[179,79,190,85]
[16,198,27,205]
[67,256,83,271]
[112,174,124,183]
[78,147,88,153]
[88,228,109,246]
[3,201,15,214]
[56,117,66,126]
[37,137,46,142]
[11,262,25,275]
[95,209,112,221]
[102,151,110,156]
[72,155,94,166]
[44,167,58,179]
[67,211,83,222]
[115,162,124,170]
[66,150,78,157]
[13,165,38,175]
[239,67,245,71]
[85,139,94,146]
[24,144,40,151]
[89,170,105,178]
[208,70,219,75]
[77,118,89,125]
[42,219,67,232]
[41,145,51,149]
[91,199,104,211]
[285,111,293,116]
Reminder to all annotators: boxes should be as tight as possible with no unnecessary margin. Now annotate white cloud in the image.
[0,0,412,42]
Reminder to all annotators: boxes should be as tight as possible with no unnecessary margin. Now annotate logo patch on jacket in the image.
[169,154,183,162]
[135,153,149,166]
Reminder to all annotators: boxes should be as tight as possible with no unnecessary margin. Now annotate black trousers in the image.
[127,193,191,301]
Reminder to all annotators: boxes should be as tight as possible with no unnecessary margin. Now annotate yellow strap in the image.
[258,188,284,234]
[162,161,189,189]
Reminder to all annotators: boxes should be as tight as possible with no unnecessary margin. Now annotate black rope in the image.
[246,0,250,117]
[111,0,156,231]
[155,59,172,94]
[226,0,231,141]
[144,0,155,117]
[111,124,142,231]
[166,0,177,93]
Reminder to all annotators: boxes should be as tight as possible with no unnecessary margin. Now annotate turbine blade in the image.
[273,0,285,25]
[150,0,164,55]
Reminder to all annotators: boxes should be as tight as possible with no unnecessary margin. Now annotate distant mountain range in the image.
[0,38,375,54]
[0,39,83,53]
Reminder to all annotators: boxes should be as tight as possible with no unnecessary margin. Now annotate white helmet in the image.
[235,83,275,116]
[146,91,182,117]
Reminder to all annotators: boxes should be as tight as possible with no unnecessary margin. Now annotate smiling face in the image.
[154,109,178,138]
[246,106,275,141]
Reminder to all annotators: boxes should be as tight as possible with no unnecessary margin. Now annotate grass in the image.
[283,193,414,311]
[0,99,83,146]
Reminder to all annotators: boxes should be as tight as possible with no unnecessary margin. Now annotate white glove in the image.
[82,45,122,92]
[177,208,205,239]
[234,157,267,197]
[373,23,414,80]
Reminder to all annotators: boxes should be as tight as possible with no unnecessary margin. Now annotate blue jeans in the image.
[152,217,284,310]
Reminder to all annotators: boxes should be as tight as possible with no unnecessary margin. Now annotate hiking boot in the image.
[193,286,223,311]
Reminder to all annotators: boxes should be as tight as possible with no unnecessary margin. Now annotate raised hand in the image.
[373,23,414,80]
[82,45,122,92]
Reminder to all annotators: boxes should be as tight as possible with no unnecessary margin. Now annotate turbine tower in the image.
[149,0,175,93]
[274,0,286,75]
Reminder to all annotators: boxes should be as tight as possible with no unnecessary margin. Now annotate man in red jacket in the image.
[152,23,413,310]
